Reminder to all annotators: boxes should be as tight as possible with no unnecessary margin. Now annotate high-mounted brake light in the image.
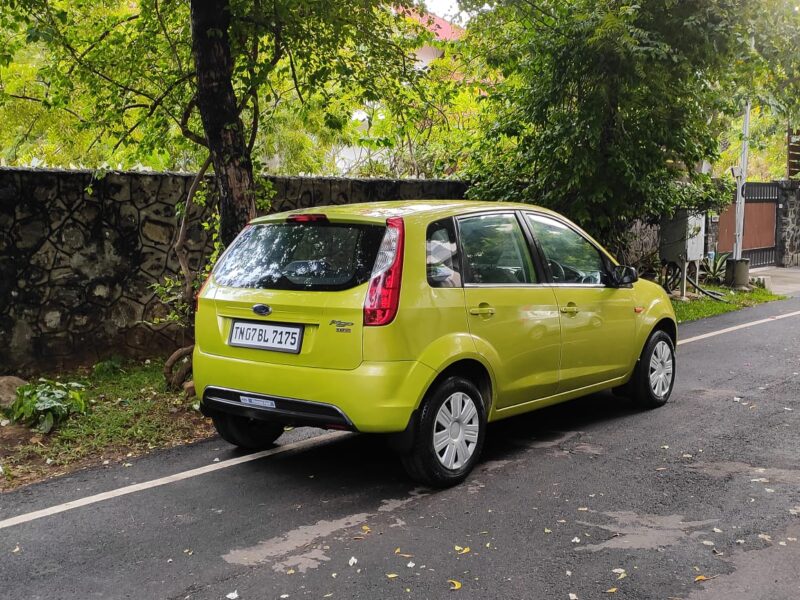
[287,213,328,223]
[364,217,404,326]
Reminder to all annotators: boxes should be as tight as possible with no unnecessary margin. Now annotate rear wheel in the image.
[630,330,676,408]
[401,376,486,487]
[212,414,284,450]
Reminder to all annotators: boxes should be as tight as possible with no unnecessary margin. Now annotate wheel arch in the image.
[424,358,494,414]
[652,317,677,346]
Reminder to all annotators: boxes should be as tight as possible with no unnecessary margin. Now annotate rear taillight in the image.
[195,273,212,313]
[364,217,404,326]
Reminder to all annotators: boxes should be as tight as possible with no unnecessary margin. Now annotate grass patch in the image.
[671,284,785,323]
[0,358,213,490]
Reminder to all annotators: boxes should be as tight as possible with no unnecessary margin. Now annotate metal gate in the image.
[716,182,779,268]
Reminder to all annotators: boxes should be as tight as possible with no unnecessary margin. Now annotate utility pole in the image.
[726,35,754,288]
[732,95,750,261]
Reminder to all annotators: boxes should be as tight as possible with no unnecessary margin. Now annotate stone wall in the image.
[777,181,800,267]
[0,168,468,374]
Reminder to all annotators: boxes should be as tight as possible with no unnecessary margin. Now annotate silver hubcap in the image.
[649,340,674,398]
[433,392,480,470]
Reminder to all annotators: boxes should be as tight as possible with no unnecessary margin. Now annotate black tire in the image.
[401,376,487,488]
[212,414,284,450]
[630,330,676,409]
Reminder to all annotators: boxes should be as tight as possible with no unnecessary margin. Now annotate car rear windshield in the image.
[213,222,386,291]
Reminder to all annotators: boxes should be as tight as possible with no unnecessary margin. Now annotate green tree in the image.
[0,0,421,244]
[457,0,779,247]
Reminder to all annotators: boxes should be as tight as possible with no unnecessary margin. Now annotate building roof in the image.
[402,9,464,41]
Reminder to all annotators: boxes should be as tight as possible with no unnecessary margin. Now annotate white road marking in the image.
[0,431,351,531]
[2,308,798,531]
[677,309,800,346]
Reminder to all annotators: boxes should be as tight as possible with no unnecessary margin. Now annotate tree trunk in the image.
[190,0,255,247]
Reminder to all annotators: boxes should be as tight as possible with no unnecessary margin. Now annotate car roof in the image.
[253,199,563,225]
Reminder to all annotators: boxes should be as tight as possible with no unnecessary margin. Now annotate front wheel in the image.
[212,414,284,450]
[630,330,676,408]
[401,376,487,487]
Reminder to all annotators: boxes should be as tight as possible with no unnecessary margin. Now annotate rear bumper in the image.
[193,348,435,433]
[201,387,355,430]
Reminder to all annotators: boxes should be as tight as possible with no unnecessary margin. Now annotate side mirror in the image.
[610,265,638,287]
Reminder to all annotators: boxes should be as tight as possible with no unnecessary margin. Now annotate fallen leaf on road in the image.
[606,588,618,593]
[348,557,358,567]
[361,525,371,533]
[568,594,578,600]
[448,579,462,590]
[758,534,773,542]
[454,545,470,554]
[544,528,552,534]
[286,569,295,575]
[577,507,588,512]
[407,562,415,568]
[695,575,717,583]
[387,573,399,579]
[617,573,627,581]
[713,528,723,533]
[12,545,20,553]
[571,537,581,543]
[226,592,239,600]
[611,569,625,574]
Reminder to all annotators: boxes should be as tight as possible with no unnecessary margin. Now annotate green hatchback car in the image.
[194,201,677,486]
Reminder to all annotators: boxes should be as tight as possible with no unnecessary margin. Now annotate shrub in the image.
[6,379,87,433]
[701,252,730,284]
[92,356,124,377]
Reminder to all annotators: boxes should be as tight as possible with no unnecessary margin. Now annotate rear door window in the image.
[213,222,385,291]
[457,213,536,284]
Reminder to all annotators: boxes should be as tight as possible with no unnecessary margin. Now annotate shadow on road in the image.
[222,391,640,495]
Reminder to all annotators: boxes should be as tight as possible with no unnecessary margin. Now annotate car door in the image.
[458,212,561,409]
[523,212,636,392]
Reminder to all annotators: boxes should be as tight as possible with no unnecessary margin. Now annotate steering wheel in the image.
[547,259,566,282]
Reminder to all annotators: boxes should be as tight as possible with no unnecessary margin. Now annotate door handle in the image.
[559,304,579,315]
[469,305,496,316]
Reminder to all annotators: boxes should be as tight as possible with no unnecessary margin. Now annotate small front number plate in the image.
[240,396,276,408]
[228,320,303,353]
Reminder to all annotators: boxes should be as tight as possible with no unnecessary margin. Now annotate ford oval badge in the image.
[252,304,272,316]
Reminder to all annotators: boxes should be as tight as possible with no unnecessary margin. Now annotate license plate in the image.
[228,320,303,353]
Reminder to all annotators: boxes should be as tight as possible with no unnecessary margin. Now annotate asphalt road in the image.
[2,297,800,600]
